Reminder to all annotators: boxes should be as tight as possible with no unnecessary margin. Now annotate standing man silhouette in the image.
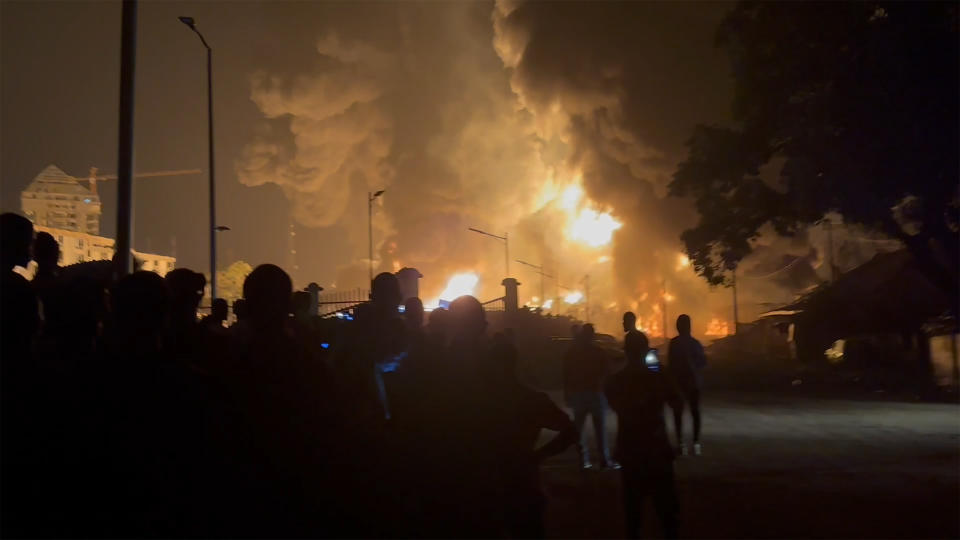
[606,330,680,539]
[563,323,616,469]
[666,314,706,455]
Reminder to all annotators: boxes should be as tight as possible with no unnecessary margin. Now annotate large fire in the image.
[564,291,584,304]
[425,272,480,308]
[537,178,622,248]
[705,318,731,337]
[570,208,622,247]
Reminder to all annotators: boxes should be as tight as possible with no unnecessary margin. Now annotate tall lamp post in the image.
[468,227,509,278]
[178,16,218,299]
[516,259,553,307]
[368,190,385,285]
[115,0,137,278]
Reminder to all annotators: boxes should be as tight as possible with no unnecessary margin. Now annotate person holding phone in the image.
[605,330,680,539]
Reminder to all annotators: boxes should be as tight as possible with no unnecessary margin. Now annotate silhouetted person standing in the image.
[667,314,706,455]
[623,311,640,337]
[0,213,40,537]
[606,331,680,539]
[563,323,615,469]
[32,231,60,293]
[486,339,577,538]
[163,269,207,365]
[201,297,228,331]
[92,271,206,536]
[219,264,328,537]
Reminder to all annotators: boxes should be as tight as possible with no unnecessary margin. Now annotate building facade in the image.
[33,225,175,277]
[21,165,102,235]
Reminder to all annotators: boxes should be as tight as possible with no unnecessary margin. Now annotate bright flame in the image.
[531,296,540,304]
[437,272,479,301]
[596,255,611,264]
[677,254,690,270]
[564,291,584,304]
[570,208,622,247]
[662,292,675,303]
[542,299,554,309]
[705,318,731,337]
[560,185,583,210]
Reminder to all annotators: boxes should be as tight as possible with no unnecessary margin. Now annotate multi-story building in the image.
[34,225,176,277]
[21,164,102,235]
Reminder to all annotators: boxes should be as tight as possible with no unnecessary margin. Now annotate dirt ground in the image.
[539,393,960,538]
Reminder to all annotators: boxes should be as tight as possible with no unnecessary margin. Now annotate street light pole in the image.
[732,268,739,334]
[115,0,137,279]
[468,227,510,278]
[516,259,554,306]
[178,16,217,299]
[368,190,385,286]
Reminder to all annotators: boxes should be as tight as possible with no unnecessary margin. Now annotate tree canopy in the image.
[670,1,958,300]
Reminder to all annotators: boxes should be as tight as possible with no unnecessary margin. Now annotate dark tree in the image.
[670,2,958,300]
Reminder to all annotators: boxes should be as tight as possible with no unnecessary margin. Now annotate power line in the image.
[738,256,806,280]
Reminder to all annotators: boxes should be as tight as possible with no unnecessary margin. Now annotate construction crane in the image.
[83,166,203,195]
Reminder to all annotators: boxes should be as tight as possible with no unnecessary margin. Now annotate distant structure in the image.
[21,165,102,235]
[33,225,175,277]
[17,164,182,278]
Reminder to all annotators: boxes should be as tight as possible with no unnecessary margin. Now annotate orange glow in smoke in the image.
[536,177,622,248]
[705,318,731,337]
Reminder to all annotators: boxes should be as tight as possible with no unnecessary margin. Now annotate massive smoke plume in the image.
[236,1,891,337]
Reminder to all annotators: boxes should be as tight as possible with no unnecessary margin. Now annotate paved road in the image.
[539,393,960,538]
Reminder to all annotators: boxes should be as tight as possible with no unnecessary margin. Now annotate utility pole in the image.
[178,16,218,299]
[505,232,509,278]
[468,227,509,278]
[732,269,739,334]
[114,0,137,279]
[368,190,385,286]
[516,259,553,306]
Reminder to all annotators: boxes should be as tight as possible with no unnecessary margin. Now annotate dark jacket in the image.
[605,362,678,470]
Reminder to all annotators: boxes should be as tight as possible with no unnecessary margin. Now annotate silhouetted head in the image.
[427,307,450,337]
[622,311,637,333]
[570,324,581,339]
[233,298,247,321]
[624,330,650,364]
[243,264,292,329]
[165,268,206,319]
[33,232,60,271]
[371,272,402,312]
[676,314,692,337]
[211,298,228,322]
[449,295,486,342]
[404,297,424,329]
[1,213,33,272]
[112,271,167,338]
[581,323,596,342]
[291,290,310,317]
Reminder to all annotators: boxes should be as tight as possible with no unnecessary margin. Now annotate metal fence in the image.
[482,296,506,312]
[317,287,370,318]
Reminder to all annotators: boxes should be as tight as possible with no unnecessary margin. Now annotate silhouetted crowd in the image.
[1,212,706,539]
